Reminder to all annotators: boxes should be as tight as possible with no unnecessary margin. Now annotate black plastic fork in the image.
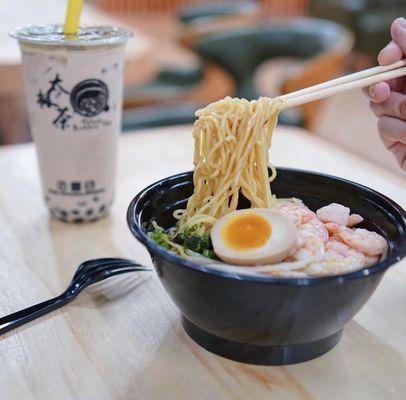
[0,258,150,336]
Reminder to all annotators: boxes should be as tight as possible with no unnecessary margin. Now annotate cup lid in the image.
[10,24,133,46]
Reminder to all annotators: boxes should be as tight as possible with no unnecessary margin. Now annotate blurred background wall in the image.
[1,0,405,175]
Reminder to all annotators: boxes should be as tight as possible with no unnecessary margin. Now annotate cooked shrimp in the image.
[301,219,329,242]
[316,203,350,226]
[325,222,340,235]
[364,256,380,266]
[316,203,365,229]
[291,233,325,262]
[305,263,326,275]
[277,200,316,227]
[307,259,364,276]
[336,227,387,257]
[324,239,365,267]
[306,237,366,276]
[347,214,364,227]
[278,200,328,264]
[278,200,328,241]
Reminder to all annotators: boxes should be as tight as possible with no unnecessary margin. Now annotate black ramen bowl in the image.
[127,168,406,365]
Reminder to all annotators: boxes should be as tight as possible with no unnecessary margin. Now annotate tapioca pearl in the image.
[77,201,87,207]
[59,210,68,218]
[99,204,106,213]
[73,218,84,224]
[71,209,80,215]
[86,209,94,216]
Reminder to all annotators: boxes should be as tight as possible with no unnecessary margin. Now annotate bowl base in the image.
[182,316,343,365]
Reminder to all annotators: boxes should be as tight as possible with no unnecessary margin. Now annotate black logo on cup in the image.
[37,74,72,130]
[70,79,109,117]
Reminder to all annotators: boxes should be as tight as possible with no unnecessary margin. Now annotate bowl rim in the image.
[127,168,406,286]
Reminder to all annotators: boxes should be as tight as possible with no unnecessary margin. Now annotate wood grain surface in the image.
[0,125,405,400]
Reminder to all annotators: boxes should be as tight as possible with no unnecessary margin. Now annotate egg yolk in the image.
[221,213,272,251]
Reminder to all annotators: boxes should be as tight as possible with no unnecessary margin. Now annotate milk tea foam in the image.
[12,25,131,222]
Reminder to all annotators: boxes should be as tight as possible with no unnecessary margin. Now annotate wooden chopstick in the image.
[280,59,406,101]
[279,59,406,109]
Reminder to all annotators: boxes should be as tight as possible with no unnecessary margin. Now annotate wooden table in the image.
[0,126,405,400]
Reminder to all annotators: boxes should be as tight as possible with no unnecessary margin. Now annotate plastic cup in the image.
[10,25,132,223]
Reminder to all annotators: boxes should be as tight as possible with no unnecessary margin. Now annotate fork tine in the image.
[88,257,136,265]
[93,266,150,280]
[73,258,113,279]
[87,262,146,276]
[73,261,147,285]
[75,266,150,290]
[73,258,137,279]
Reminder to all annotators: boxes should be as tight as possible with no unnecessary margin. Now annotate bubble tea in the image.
[11,25,132,222]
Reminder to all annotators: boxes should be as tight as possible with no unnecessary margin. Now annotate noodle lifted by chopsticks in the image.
[175,96,283,232]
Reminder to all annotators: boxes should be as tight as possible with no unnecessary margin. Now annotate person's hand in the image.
[365,17,406,169]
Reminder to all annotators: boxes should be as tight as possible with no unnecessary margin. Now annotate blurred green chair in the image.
[178,1,261,51]
[124,2,256,110]
[124,66,203,108]
[122,102,199,132]
[179,1,259,25]
[310,0,406,57]
[128,0,259,105]
[357,9,406,57]
[194,18,352,128]
[122,2,261,131]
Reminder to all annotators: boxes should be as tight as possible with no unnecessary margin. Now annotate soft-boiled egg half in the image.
[211,208,297,265]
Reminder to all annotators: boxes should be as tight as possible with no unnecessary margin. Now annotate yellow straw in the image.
[64,0,84,35]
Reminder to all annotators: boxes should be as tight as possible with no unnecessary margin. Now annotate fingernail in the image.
[394,18,406,36]
[368,86,375,98]
[385,41,397,51]
[399,17,406,28]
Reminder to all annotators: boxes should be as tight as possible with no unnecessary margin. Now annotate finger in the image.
[378,41,403,65]
[387,142,406,170]
[370,92,406,119]
[364,77,406,95]
[391,17,406,55]
[377,116,406,146]
[383,77,406,93]
[363,82,391,103]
